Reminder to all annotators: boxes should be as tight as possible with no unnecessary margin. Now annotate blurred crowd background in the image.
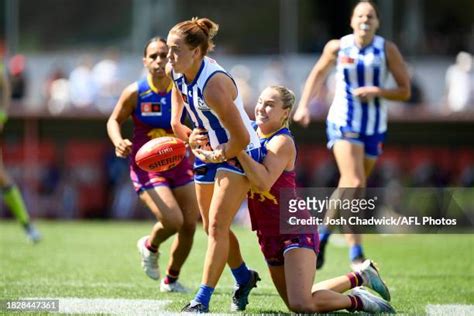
[1,0,473,220]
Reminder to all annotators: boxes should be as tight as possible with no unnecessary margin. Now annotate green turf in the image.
[0,220,473,315]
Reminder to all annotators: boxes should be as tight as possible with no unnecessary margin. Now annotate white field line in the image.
[426,304,474,316]
[3,280,158,289]
[25,297,171,315]
[25,297,244,315]
[3,280,274,290]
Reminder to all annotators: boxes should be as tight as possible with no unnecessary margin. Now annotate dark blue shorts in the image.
[326,122,386,158]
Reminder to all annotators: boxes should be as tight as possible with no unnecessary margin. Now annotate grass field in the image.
[1,220,473,315]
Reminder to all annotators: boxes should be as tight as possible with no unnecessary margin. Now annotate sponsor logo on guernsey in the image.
[141,102,162,116]
[340,56,355,64]
[196,97,210,111]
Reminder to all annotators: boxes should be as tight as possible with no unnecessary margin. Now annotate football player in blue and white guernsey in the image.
[293,0,410,270]
[166,17,261,313]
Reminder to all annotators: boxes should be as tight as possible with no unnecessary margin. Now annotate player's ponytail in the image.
[170,17,219,56]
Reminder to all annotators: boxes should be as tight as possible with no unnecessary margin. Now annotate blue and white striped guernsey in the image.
[327,34,388,136]
[171,56,260,151]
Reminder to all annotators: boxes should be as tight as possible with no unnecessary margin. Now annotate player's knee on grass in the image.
[312,299,336,313]
[288,298,314,313]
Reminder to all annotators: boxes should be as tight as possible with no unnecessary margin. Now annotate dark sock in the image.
[194,284,214,308]
[145,238,158,253]
[350,244,364,261]
[231,262,251,286]
[347,271,364,288]
[164,269,180,284]
[319,238,327,252]
[347,294,364,311]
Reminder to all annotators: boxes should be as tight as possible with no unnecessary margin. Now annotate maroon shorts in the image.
[130,157,193,194]
[256,232,320,266]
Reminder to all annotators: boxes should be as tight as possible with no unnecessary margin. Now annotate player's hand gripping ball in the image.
[135,137,186,172]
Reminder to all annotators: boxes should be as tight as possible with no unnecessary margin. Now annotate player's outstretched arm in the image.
[384,41,411,101]
[106,83,136,158]
[293,39,339,127]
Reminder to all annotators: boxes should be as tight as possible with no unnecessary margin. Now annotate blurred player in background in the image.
[227,85,394,313]
[106,37,199,292]
[167,18,261,313]
[0,59,41,243]
[293,0,410,269]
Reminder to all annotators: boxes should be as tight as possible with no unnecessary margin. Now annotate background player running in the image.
[107,37,200,292]
[0,58,41,243]
[293,0,411,270]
